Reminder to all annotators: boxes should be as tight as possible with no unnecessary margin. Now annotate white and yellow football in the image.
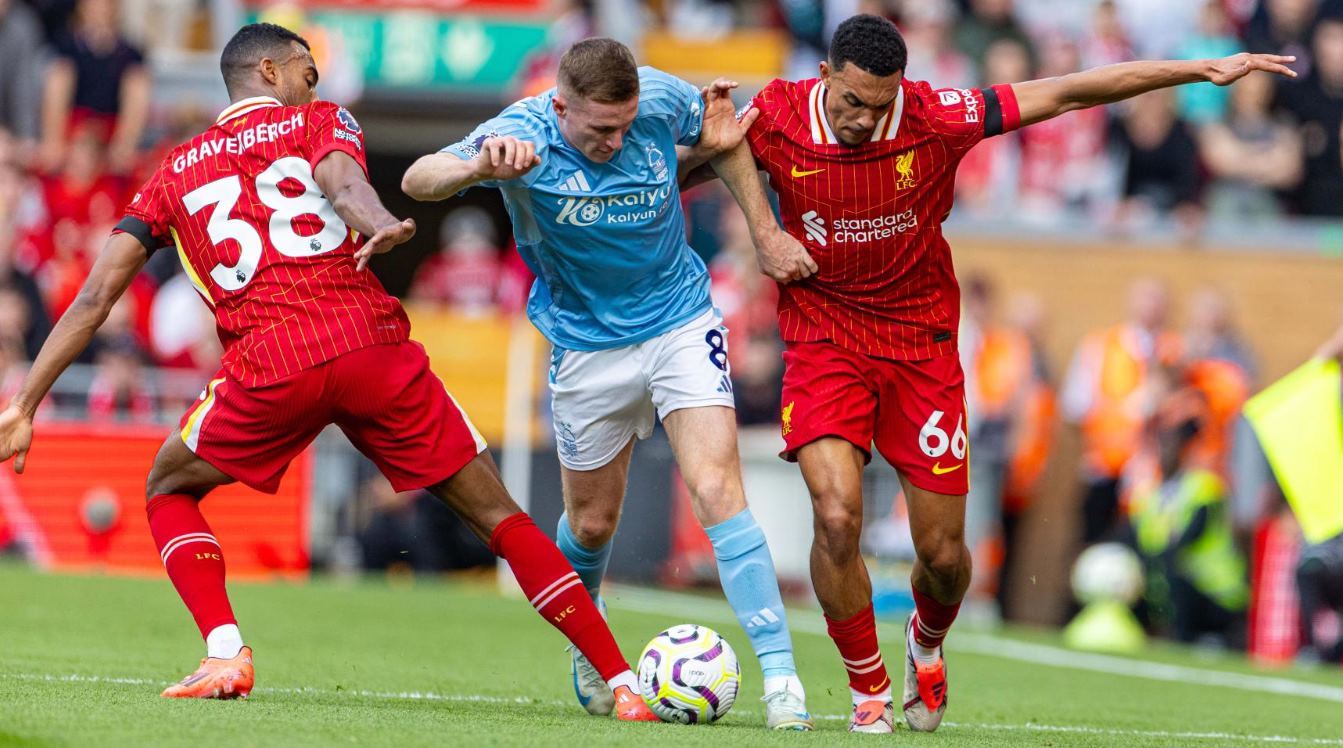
[637,624,740,724]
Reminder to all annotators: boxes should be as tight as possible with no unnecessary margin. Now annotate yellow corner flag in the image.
[1244,359,1343,544]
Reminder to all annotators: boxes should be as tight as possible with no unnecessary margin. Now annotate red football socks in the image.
[146,494,236,638]
[825,602,891,696]
[911,586,961,650]
[490,512,630,682]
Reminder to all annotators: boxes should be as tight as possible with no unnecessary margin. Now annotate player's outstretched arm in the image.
[712,142,818,283]
[0,232,147,473]
[313,150,417,271]
[402,137,540,202]
[1012,53,1297,128]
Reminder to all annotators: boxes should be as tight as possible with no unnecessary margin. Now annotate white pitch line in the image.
[601,586,1343,705]
[4,671,1343,745]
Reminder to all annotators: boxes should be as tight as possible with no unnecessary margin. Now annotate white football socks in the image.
[607,669,638,693]
[763,674,805,700]
[851,685,891,707]
[206,624,244,659]
[908,623,940,666]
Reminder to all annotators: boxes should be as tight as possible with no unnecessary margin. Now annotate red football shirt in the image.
[746,77,1020,361]
[117,97,409,386]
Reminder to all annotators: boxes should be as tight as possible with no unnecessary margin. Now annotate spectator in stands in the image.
[1246,0,1321,69]
[955,37,1028,218]
[1108,0,1201,58]
[1062,278,1182,543]
[901,0,976,89]
[0,0,47,148]
[0,133,51,361]
[1130,387,1248,646]
[1111,88,1203,232]
[955,0,1036,79]
[998,292,1056,618]
[408,206,506,316]
[1018,33,1113,220]
[1182,289,1256,477]
[1079,0,1134,70]
[1200,72,1303,219]
[86,330,154,422]
[33,125,130,320]
[40,0,149,174]
[960,275,1054,609]
[1185,288,1258,383]
[1278,16,1343,216]
[1177,0,1243,126]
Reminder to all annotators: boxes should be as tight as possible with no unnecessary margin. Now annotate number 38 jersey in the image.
[117,97,409,387]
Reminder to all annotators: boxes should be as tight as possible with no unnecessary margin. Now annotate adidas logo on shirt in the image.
[557,171,592,192]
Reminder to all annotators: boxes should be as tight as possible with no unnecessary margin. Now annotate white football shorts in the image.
[548,309,736,470]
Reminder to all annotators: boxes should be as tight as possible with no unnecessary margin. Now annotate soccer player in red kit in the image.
[0,23,657,720]
[694,13,1296,734]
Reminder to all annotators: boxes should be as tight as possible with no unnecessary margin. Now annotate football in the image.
[1071,542,1146,606]
[637,624,741,724]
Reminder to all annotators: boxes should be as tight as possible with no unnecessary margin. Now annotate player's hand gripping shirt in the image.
[444,67,711,351]
[117,97,410,387]
[746,78,1020,360]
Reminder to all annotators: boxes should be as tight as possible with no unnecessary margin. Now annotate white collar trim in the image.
[809,82,904,144]
[217,96,283,125]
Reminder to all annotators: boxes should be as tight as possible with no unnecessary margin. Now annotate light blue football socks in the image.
[557,512,612,602]
[705,508,798,678]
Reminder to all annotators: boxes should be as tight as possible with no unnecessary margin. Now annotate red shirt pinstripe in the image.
[746,78,1020,361]
[119,97,409,387]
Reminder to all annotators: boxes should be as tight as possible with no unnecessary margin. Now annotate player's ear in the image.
[819,60,831,83]
[259,57,279,86]
[552,95,567,117]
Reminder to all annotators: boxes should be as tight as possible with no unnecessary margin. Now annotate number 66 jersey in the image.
[117,97,409,387]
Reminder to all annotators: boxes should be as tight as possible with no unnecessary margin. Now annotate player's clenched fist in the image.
[0,404,33,474]
[474,136,541,181]
[756,228,819,284]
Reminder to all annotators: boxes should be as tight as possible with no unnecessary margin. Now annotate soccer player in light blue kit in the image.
[401,38,815,729]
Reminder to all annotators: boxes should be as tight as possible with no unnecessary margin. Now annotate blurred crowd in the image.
[635,0,1343,227]
[0,0,219,422]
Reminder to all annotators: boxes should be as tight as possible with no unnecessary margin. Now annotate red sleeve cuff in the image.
[309,141,369,180]
[990,83,1021,134]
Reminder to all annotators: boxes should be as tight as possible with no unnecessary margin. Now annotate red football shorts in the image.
[178,341,486,494]
[779,341,970,496]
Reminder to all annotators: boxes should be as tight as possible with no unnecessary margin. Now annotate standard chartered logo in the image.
[801,209,918,245]
[801,210,828,246]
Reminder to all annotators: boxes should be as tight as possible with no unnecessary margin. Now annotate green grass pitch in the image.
[3,563,1343,747]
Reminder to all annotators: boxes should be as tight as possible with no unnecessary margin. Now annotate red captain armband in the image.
[984,84,1021,137]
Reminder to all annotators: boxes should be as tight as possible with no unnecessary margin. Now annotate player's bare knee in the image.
[812,501,862,562]
[569,510,618,549]
[916,534,968,583]
[687,469,745,525]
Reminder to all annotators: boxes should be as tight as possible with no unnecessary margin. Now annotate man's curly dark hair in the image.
[829,14,907,77]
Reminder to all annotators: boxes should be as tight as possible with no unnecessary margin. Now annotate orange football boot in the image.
[161,646,254,699]
[612,685,660,722]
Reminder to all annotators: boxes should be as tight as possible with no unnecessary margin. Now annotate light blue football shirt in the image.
[443,67,712,351]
